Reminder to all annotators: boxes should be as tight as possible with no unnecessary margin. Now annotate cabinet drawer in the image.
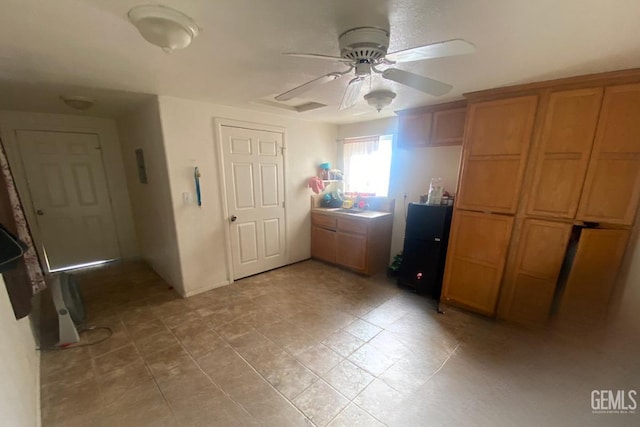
[312,213,337,230]
[337,218,368,235]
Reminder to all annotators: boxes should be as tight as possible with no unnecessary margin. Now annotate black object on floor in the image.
[397,204,453,301]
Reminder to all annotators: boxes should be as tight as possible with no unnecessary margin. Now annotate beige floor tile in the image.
[343,319,383,342]
[162,309,201,329]
[88,321,133,358]
[293,380,349,427]
[134,329,181,357]
[322,330,366,357]
[97,359,152,405]
[353,379,405,424]
[327,404,386,427]
[179,329,227,359]
[40,260,630,427]
[297,343,344,375]
[261,355,318,400]
[323,360,374,399]
[124,318,169,339]
[348,343,395,376]
[92,343,142,376]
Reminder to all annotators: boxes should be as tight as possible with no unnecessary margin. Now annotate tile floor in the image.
[40,260,638,427]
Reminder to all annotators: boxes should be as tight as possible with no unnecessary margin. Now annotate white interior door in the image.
[16,130,120,271]
[220,125,286,280]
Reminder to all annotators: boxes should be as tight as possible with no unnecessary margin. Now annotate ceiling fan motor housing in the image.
[339,27,390,63]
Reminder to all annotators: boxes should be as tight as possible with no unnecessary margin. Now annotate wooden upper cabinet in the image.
[396,101,466,148]
[500,219,572,325]
[577,83,640,225]
[431,108,467,146]
[558,228,630,321]
[527,88,603,219]
[397,111,432,148]
[441,210,514,316]
[456,96,538,214]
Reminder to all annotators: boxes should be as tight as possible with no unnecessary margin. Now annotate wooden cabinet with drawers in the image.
[310,211,393,275]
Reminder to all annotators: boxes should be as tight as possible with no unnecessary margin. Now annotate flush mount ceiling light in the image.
[60,95,95,111]
[128,5,200,53]
[364,90,397,112]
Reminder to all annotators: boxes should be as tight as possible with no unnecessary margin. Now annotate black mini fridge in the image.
[398,203,454,299]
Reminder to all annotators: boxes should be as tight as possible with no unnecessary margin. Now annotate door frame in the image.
[0,113,129,272]
[213,118,288,283]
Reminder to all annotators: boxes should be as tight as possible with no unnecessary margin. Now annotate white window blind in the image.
[342,135,393,196]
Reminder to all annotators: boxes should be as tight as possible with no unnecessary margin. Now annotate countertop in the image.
[311,207,393,219]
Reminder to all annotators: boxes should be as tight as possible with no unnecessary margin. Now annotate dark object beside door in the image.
[398,204,453,299]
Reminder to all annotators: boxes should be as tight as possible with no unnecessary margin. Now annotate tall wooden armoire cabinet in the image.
[441,69,640,326]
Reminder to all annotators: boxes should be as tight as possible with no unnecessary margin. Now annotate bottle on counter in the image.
[427,177,443,205]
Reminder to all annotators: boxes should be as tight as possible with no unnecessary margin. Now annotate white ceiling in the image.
[1,0,640,123]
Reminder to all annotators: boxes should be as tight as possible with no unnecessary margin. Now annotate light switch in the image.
[182,192,193,205]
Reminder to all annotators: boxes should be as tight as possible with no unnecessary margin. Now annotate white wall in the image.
[0,275,40,427]
[117,99,184,294]
[337,117,463,259]
[0,111,139,264]
[156,96,337,296]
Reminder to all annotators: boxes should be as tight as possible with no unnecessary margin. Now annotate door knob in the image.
[36,209,45,216]
[230,215,237,222]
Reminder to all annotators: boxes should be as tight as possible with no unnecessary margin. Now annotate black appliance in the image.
[398,203,454,299]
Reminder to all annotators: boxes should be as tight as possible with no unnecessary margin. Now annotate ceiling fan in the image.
[275,27,475,110]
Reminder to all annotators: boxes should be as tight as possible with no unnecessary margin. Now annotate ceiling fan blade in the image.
[382,68,452,96]
[275,73,342,101]
[339,77,364,110]
[283,53,352,63]
[385,39,475,63]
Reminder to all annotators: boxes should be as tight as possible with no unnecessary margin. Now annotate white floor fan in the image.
[275,27,475,109]
[50,273,86,346]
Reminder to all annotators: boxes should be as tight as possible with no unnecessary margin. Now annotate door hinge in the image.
[282,201,285,208]
[280,146,285,155]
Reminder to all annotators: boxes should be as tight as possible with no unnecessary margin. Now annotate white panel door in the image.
[16,130,120,270]
[221,126,286,279]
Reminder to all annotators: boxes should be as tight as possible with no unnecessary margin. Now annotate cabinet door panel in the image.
[577,83,640,225]
[558,228,630,321]
[336,232,367,272]
[502,219,572,324]
[457,96,538,213]
[311,226,336,263]
[459,158,522,212]
[527,88,603,218]
[442,210,514,315]
[431,108,466,146]
[398,112,432,148]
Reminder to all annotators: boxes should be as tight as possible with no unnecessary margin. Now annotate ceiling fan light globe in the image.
[364,90,396,112]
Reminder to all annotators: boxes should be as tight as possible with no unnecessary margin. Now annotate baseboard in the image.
[183,280,231,298]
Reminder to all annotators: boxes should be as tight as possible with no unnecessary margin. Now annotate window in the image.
[342,135,393,196]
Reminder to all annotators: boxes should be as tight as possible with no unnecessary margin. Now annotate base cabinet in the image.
[441,210,514,316]
[558,228,630,321]
[501,219,573,324]
[311,225,336,264]
[311,212,392,275]
[336,232,367,271]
